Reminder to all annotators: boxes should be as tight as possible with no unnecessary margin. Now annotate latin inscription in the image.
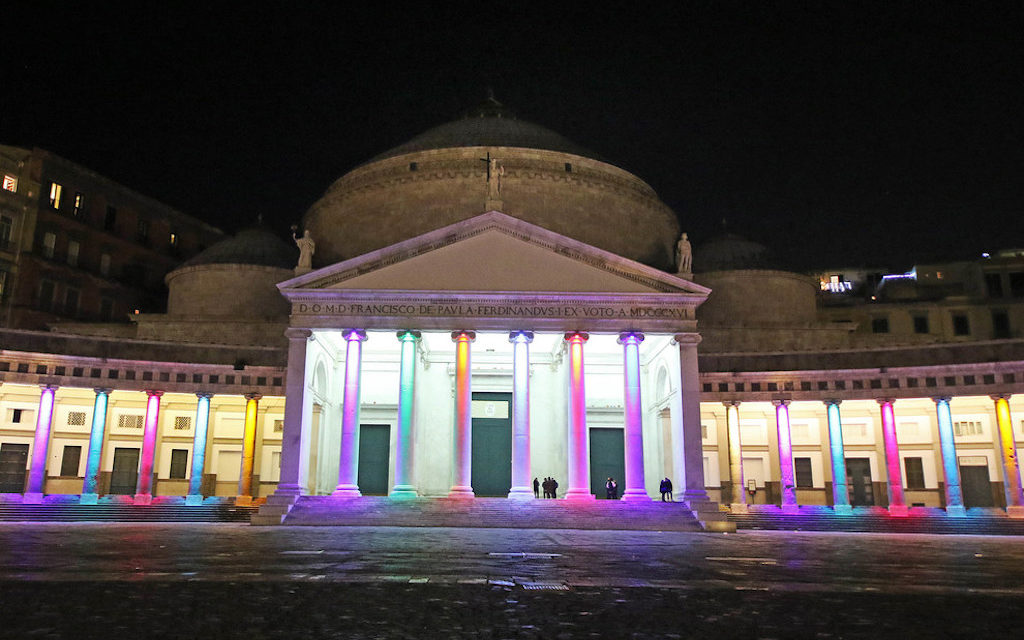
[294,302,687,319]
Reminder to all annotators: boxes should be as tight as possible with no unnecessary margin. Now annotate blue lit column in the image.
[933,397,966,517]
[825,400,852,514]
[185,392,213,506]
[80,388,112,505]
[23,385,58,504]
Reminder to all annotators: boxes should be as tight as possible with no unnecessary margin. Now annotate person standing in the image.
[533,477,540,498]
[606,477,615,499]
[551,477,558,499]
[543,477,551,499]
[661,477,674,502]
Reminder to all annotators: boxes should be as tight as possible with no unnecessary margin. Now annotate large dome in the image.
[303,98,681,270]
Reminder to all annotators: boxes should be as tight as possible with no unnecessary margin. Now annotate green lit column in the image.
[390,330,420,498]
[80,388,112,505]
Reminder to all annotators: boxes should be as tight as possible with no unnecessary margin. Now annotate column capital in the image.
[672,333,702,346]
[509,330,534,344]
[563,331,589,343]
[722,400,741,408]
[772,399,791,407]
[397,329,422,342]
[932,396,952,404]
[876,397,895,406]
[39,384,59,392]
[342,328,368,342]
[991,393,1012,402]
[451,330,476,342]
[93,388,113,396]
[824,398,842,407]
[617,331,645,345]
[145,389,164,398]
[195,391,215,400]
[245,392,263,401]
[284,328,313,341]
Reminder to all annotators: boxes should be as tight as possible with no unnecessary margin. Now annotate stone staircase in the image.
[729,505,1024,536]
[0,496,257,523]
[253,495,733,532]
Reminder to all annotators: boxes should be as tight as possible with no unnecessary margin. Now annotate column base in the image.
[133,493,152,505]
[563,489,595,501]
[1006,505,1024,519]
[266,492,301,507]
[833,504,853,515]
[683,489,711,505]
[507,487,534,500]
[888,504,909,516]
[185,494,205,506]
[945,505,967,518]
[389,486,418,499]
[781,503,800,514]
[235,495,254,506]
[730,502,748,514]
[22,492,44,504]
[79,493,99,505]
[621,490,652,502]
[331,485,362,498]
[448,486,475,498]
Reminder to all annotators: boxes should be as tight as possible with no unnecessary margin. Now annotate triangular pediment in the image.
[280,212,709,297]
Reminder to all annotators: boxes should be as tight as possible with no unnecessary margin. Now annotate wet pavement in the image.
[2,523,1023,638]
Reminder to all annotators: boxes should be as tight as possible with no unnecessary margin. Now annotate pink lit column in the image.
[334,329,367,498]
[773,399,798,512]
[134,390,164,505]
[23,385,58,504]
[993,395,1024,517]
[564,332,594,500]
[619,331,650,501]
[508,331,534,499]
[449,331,475,497]
[390,330,420,498]
[878,399,907,515]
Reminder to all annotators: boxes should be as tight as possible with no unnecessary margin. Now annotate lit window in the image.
[73,192,84,216]
[2,174,17,192]
[48,182,62,209]
[42,232,56,258]
[67,239,80,267]
[936,271,944,280]
[99,253,111,276]
[169,232,177,246]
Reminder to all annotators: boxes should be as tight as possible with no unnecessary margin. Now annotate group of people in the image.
[533,477,559,498]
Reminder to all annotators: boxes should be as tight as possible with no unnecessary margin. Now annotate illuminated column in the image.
[271,328,313,501]
[993,395,1024,517]
[620,331,649,501]
[134,390,164,505]
[675,334,709,503]
[774,399,797,512]
[508,331,534,499]
[878,399,907,515]
[23,385,58,504]
[825,400,852,514]
[390,330,420,498]
[932,397,966,516]
[236,393,261,504]
[449,330,476,497]
[725,401,747,513]
[185,392,213,506]
[334,329,368,498]
[79,388,112,505]
[564,332,594,500]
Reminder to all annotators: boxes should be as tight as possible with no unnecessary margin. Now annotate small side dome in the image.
[181,227,297,269]
[693,233,777,273]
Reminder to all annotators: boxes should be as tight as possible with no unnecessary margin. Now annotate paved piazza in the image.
[2,524,1023,638]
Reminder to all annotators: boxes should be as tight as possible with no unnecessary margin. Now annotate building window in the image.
[992,310,1011,339]
[99,297,114,321]
[137,218,149,242]
[169,449,189,479]
[904,457,925,489]
[38,280,56,311]
[73,192,84,216]
[64,288,80,316]
[104,205,117,231]
[953,420,984,437]
[565,163,573,172]
[274,419,284,433]
[48,182,62,209]
[0,269,7,301]
[985,273,1004,298]
[67,239,80,267]
[952,313,970,336]
[2,174,17,192]
[1010,272,1024,298]
[169,232,178,247]
[11,408,24,423]
[913,315,929,334]
[99,253,111,276]
[42,231,56,258]
[409,162,418,171]
[60,445,82,476]
[117,414,144,429]
[66,411,87,426]
[0,215,12,248]
[173,416,192,431]
[871,316,889,333]
[794,457,813,488]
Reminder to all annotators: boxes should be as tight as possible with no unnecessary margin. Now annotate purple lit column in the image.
[773,399,797,512]
[391,330,420,498]
[675,333,710,504]
[185,392,213,506]
[564,332,594,500]
[825,400,852,514]
[273,328,313,501]
[334,329,367,498]
[508,331,534,499]
[620,332,650,501]
[134,390,163,505]
[23,385,58,504]
[993,395,1024,517]
[449,331,475,497]
[878,399,907,516]
[80,388,112,505]
[933,397,966,517]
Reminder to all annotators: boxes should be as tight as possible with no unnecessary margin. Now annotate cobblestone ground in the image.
[2,524,1024,638]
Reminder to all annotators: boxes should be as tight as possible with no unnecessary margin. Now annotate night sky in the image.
[2,3,1021,270]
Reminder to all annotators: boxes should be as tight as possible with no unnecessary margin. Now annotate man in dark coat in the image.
[550,477,558,499]
[533,477,540,498]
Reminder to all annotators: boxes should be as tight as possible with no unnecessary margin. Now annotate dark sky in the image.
[2,2,1022,270]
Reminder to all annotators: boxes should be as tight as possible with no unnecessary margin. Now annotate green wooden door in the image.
[471,392,512,497]
[589,428,625,499]
[357,424,391,496]
[109,447,140,495]
[0,443,29,493]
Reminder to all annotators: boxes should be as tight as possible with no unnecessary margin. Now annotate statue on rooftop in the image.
[293,229,315,272]
[488,157,505,201]
[676,232,692,274]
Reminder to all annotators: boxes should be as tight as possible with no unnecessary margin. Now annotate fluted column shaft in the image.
[334,329,368,497]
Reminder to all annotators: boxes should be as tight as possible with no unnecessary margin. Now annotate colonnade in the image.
[20,385,263,505]
[723,395,1024,517]
[275,328,708,503]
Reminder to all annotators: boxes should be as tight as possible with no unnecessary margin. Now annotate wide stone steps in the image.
[272,496,707,531]
[730,506,1024,536]
[0,503,257,523]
